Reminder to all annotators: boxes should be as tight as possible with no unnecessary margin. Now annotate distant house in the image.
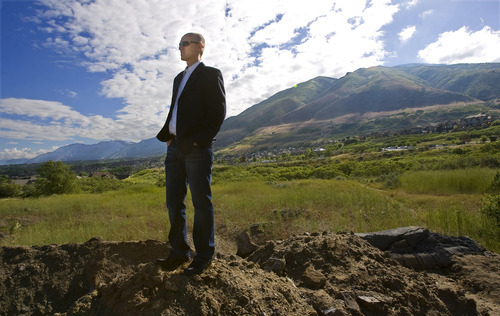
[382,146,413,151]
[91,171,115,179]
[12,176,37,186]
[460,114,492,128]
[436,120,457,133]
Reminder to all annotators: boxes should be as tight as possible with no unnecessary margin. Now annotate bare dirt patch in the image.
[1,228,499,315]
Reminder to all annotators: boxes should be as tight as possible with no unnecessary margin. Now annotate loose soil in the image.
[1,230,499,315]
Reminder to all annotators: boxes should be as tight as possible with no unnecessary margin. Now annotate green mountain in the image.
[395,63,500,101]
[219,76,336,145]
[216,63,500,153]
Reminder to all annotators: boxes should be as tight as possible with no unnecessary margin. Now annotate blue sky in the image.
[1,0,500,161]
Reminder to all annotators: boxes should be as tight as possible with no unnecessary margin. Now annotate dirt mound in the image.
[1,230,499,315]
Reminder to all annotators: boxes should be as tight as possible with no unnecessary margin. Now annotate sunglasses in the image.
[179,41,200,48]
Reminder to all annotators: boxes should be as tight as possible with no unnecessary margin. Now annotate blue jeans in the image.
[165,141,215,263]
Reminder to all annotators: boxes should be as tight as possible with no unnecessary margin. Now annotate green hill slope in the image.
[216,63,500,153]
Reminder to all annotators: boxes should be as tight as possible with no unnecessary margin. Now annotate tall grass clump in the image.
[399,167,497,195]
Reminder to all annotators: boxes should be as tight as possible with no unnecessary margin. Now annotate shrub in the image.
[488,171,500,194]
[35,161,79,196]
[0,181,22,198]
[482,171,500,225]
[156,170,165,187]
[124,168,164,184]
[482,194,500,225]
[78,177,129,193]
[22,184,37,198]
[376,172,400,189]
[452,148,467,155]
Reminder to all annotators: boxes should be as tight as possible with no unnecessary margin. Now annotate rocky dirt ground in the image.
[0,226,499,316]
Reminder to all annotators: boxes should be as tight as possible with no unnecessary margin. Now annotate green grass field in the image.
[2,167,499,252]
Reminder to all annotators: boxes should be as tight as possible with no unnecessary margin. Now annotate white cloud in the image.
[418,26,500,64]
[419,9,433,19]
[0,146,59,160]
[0,98,160,142]
[399,25,416,43]
[405,0,419,8]
[35,0,400,119]
[0,98,86,122]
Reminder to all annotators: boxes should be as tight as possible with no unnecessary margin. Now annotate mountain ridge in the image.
[23,139,166,165]
[3,63,499,165]
[215,63,500,151]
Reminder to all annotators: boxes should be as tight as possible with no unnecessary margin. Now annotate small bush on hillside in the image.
[78,177,129,193]
[482,171,500,225]
[22,184,37,198]
[125,168,164,184]
[0,181,22,198]
[376,172,400,189]
[35,161,79,196]
[156,171,165,187]
[482,195,500,225]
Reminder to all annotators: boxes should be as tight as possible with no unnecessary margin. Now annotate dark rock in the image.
[302,265,326,289]
[249,223,263,236]
[357,227,485,269]
[236,232,259,258]
[336,291,360,313]
[356,292,393,314]
[261,257,286,275]
[356,226,428,251]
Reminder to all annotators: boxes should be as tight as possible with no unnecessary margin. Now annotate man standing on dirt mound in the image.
[156,32,226,275]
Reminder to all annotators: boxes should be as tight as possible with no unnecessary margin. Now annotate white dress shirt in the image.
[169,61,201,135]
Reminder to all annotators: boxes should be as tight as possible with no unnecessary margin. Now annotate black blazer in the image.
[157,62,226,154]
